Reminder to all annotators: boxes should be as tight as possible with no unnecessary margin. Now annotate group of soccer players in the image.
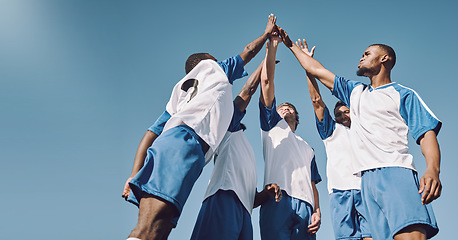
[121,14,442,240]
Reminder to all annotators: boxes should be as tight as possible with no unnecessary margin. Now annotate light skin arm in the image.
[418,130,441,205]
[278,27,336,91]
[239,14,277,66]
[234,59,264,111]
[253,183,282,209]
[308,181,321,234]
[295,39,326,121]
[259,35,281,109]
[122,130,158,199]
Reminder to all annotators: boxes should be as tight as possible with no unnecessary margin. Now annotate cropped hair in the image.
[185,53,214,74]
[334,101,347,112]
[370,44,396,69]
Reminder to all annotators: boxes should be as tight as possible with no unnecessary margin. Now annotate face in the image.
[277,105,298,128]
[356,46,384,77]
[334,105,351,127]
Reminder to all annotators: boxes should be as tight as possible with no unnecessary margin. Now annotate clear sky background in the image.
[1,0,457,239]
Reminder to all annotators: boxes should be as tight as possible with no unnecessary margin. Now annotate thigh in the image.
[329,190,362,239]
[260,191,294,240]
[291,197,315,240]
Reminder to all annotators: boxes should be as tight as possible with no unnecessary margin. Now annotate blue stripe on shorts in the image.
[260,190,316,240]
[330,189,371,239]
[361,167,439,239]
[127,125,206,226]
[191,190,253,240]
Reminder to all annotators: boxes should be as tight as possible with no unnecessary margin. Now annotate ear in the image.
[380,54,389,64]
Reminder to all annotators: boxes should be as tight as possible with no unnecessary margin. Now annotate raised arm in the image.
[259,34,281,108]
[122,130,158,199]
[295,39,326,121]
[418,130,441,205]
[234,60,264,112]
[239,14,277,66]
[278,27,336,91]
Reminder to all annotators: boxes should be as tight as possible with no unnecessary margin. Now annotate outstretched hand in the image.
[296,38,315,57]
[264,14,277,36]
[277,26,293,48]
[265,183,282,202]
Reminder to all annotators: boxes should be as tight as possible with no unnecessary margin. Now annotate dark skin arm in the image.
[418,130,442,205]
[122,130,158,199]
[253,183,282,209]
[238,14,277,66]
[234,59,264,111]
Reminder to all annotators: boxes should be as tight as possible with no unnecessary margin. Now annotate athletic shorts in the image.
[361,167,439,239]
[128,125,206,226]
[260,190,315,240]
[330,189,371,239]
[191,190,253,240]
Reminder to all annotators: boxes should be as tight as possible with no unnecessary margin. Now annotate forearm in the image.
[239,32,269,65]
[260,43,278,108]
[312,182,320,211]
[306,72,326,121]
[289,44,335,91]
[130,131,158,177]
[420,130,441,173]
[235,60,264,111]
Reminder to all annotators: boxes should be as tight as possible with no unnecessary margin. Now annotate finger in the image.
[425,180,438,204]
[303,39,308,50]
[434,182,442,199]
[310,46,316,56]
[418,176,425,194]
[421,178,432,204]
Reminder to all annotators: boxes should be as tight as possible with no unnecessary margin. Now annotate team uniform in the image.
[316,106,371,239]
[127,56,247,227]
[191,102,257,240]
[259,98,321,240]
[332,76,441,239]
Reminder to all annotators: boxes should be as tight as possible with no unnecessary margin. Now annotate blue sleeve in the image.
[259,98,282,131]
[228,101,246,132]
[217,55,248,84]
[332,75,363,107]
[315,106,336,140]
[147,110,171,135]
[397,86,442,144]
[310,156,322,184]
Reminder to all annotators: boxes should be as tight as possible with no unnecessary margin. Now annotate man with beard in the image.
[279,28,441,240]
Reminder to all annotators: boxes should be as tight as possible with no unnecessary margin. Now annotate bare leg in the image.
[129,193,177,240]
[394,224,427,240]
[363,237,373,240]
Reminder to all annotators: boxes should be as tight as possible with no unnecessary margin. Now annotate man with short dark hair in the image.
[121,14,278,240]
[279,28,442,240]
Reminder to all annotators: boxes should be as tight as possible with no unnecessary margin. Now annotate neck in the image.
[287,122,296,132]
[369,69,392,88]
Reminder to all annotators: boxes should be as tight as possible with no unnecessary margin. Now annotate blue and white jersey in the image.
[260,98,321,208]
[204,102,257,214]
[162,56,247,163]
[332,76,442,175]
[316,106,361,194]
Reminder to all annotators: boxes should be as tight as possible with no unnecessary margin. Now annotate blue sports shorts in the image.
[260,190,316,240]
[128,125,206,226]
[329,189,371,239]
[361,167,438,239]
[191,190,253,240]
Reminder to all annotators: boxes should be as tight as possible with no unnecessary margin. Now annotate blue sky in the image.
[1,0,457,239]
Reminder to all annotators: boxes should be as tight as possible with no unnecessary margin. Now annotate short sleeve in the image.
[310,156,322,184]
[217,55,248,84]
[259,98,282,131]
[315,106,336,140]
[147,110,171,135]
[398,87,442,144]
[227,101,246,132]
[332,75,362,107]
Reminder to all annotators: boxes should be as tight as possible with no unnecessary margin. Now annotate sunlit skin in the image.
[277,105,298,131]
[334,105,351,128]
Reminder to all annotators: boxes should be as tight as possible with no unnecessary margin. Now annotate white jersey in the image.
[332,76,442,175]
[261,118,318,208]
[164,60,234,163]
[204,129,257,214]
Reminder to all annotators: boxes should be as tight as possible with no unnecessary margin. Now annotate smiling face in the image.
[334,105,351,127]
[277,103,299,131]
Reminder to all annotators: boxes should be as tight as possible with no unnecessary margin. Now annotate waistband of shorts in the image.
[176,124,209,153]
